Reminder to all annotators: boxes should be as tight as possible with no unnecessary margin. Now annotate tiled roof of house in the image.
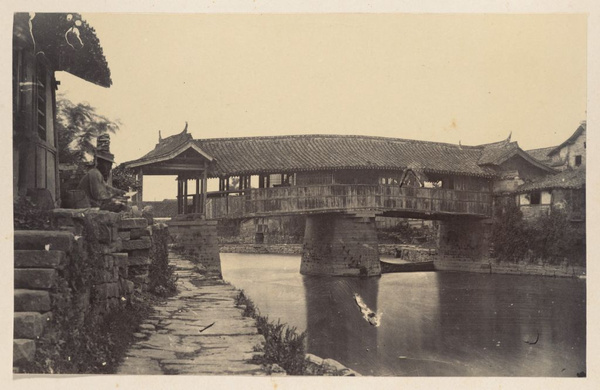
[478,141,520,165]
[525,146,555,165]
[514,167,585,193]
[548,121,586,156]
[21,13,112,88]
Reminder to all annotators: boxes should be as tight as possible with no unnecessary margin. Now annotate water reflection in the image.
[221,253,585,377]
[303,276,380,373]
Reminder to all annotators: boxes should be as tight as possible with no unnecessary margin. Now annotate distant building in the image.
[13,13,111,205]
[516,121,586,221]
[527,121,586,171]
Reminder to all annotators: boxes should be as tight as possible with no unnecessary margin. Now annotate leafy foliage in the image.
[235,290,307,375]
[111,164,141,193]
[13,196,52,230]
[492,198,585,265]
[57,97,120,168]
[491,199,531,262]
[148,225,178,297]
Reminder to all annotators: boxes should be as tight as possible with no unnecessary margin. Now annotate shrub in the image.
[492,198,585,265]
[148,225,178,297]
[235,291,307,375]
[13,196,52,230]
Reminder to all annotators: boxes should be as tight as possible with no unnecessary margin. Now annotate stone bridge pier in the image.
[436,217,493,263]
[300,212,382,277]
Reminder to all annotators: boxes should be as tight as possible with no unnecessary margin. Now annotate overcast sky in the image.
[56,13,587,200]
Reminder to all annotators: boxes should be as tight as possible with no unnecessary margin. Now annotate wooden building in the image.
[527,121,586,172]
[13,13,111,205]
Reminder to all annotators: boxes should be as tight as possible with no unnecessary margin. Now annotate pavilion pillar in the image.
[300,212,381,276]
[202,167,207,217]
[136,168,143,208]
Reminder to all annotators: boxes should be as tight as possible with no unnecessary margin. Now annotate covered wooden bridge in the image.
[123,125,554,276]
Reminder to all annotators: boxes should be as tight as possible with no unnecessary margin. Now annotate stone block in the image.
[121,237,152,251]
[14,231,73,252]
[128,256,151,266]
[305,353,323,366]
[14,312,45,339]
[14,250,67,269]
[103,254,115,268]
[14,269,57,289]
[13,339,36,365]
[127,249,150,257]
[120,218,148,230]
[322,358,347,373]
[119,279,135,295]
[99,240,123,254]
[130,228,151,239]
[93,269,116,283]
[93,283,121,300]
[118,231,131,240]
[113,253,129,268]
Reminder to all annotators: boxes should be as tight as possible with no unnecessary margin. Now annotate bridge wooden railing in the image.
[205,184,492,219]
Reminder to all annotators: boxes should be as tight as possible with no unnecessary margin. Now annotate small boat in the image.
[380,260,435,273]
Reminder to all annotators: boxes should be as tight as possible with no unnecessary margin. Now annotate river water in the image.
[220,253,586,377]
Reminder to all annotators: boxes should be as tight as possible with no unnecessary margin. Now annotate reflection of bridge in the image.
[123,126,554,276]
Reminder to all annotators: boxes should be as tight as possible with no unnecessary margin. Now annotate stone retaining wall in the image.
[167,217,221,276]
[13,209,165,370]
[434,259,586,278]
[220,244,303,255]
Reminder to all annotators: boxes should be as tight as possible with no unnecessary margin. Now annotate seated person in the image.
[77,154,127,210]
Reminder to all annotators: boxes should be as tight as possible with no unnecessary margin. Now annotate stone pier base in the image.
[300,213,381,276]
[167,217,221,276]
[437,217,492,262]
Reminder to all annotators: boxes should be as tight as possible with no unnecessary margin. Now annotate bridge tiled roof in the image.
[126,130,557,179]
[194,134,496,178]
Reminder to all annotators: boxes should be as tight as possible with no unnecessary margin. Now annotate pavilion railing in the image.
[205,184,493,219]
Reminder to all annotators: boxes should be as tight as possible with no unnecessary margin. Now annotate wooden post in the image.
[183,179,188,214]
[202,164,208,217]
[195,178,200,214]
[136,168,144,209]
[177,178,182,214]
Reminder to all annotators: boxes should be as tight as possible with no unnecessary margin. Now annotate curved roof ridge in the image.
[195,133,485,150]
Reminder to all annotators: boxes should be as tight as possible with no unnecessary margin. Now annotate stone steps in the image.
[14,230,74,251]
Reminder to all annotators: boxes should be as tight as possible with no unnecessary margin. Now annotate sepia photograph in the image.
[5,1,596,388]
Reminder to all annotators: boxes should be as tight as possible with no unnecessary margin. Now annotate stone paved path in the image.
[117,253,266,375]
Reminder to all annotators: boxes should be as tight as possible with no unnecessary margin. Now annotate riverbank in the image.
[220,244,585,278]
[118,250,359,376]
[219,243,426,257]
[117,252,266,375]
[434,259,586,278]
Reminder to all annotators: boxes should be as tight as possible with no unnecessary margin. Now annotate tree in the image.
[111,164,141,193]
[57,96,120,167]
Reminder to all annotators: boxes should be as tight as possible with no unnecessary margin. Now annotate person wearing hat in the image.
[77,152,127,210]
